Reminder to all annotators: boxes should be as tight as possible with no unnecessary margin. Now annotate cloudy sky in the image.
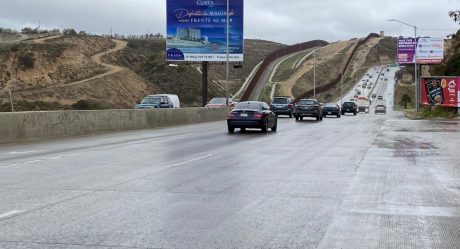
[1,0,459,44]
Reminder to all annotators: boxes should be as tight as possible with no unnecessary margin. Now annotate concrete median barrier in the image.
[0,108,230,144]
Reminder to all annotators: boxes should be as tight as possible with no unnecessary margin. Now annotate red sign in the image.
[420,77,458,107]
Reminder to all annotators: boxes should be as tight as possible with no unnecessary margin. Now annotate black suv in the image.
[270,96,295,118]
[341,102,357,115]
[294,99,323,121]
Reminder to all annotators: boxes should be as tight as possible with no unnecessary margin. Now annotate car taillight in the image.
[254,113,264,119]
[288,104,292,110]
[227,112,236,119]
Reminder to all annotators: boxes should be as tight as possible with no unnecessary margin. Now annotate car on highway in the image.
[205,97,235,108]
[341,101,357,115]
[377,96,383,100]
[135,94,180,109]
[371,93,377,98]
[227,101,277,133]
[270,96,295,118]
[375,101,387,114]
[322,103,341,118]
[294,99,323,121]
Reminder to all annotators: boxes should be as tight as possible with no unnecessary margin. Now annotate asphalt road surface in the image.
[1,78,460,248]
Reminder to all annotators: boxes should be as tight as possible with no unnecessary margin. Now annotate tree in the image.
[62,28,77,36]
[400,94,411,109]
[449,10,460,23]
[21,27,39,34]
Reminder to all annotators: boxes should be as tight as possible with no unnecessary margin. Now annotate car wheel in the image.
[337,114,341,118]
[295,116,299,121]
[341,112,345,115]
[271,120,277,132]
[228,126,235,133]
[261,119,268,133]
[353,112,357,116]
[320,115,323,121]
[300,117,304,121]
[316,115,320,121]
[241,128,246,132]
[289,112,293,118]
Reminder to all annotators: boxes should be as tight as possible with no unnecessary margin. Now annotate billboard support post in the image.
[225,0,229,106]
[414,26,418,114]
[202,61,208,107]
[388,19,418,114]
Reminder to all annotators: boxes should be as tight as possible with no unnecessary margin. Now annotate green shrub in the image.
[17,52,35,69]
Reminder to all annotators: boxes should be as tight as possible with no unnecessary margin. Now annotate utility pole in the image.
[313,48,316,98]
[8,87,14,112]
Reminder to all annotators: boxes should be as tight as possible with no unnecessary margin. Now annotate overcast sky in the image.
[1,0,459,44]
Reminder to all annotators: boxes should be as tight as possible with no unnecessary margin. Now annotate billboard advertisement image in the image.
[420,77,458,107]
[166,0,244,62]
[397,37,416,64]
[416,38,444,64]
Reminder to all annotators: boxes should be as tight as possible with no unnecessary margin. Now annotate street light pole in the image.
[313,48,316,98]
[388,19,419,114]
[225,0,230,106]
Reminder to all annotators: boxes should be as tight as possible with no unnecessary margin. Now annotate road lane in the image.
[1,74,460,248]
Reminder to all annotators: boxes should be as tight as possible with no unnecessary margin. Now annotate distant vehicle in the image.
[271,96,295,118]
[323,103,341,118]
[205,97,235,108]
[356,97,370,113]
[227,101,277,133]
[371,93,377,98]
[375,101,387,114]
[377,96,383,100]
[367,85,372,89]
[341,101,357,115]
[135,94,180,109]
[294,99,323,121]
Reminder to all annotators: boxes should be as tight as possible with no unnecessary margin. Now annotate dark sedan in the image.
[322,103,341,118]
[227,101,278,133]
[294,99,323,121]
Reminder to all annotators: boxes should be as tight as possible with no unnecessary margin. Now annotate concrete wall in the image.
[0,108,229,144]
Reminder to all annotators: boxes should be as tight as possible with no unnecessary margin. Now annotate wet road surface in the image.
[1,111,460,248]
[1,68,460,248]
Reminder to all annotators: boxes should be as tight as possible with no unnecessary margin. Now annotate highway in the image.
[1,69,460,248]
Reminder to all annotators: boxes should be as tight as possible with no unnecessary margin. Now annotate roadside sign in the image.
[420,77,458,107]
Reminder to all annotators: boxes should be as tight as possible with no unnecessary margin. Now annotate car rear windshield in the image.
[272,98,288,104]
[298,100,316,105]
[209,98,226,104]
[234,102,263,110]
[324,103,336,107]
[141,97,162,104]
[342,102,354,107]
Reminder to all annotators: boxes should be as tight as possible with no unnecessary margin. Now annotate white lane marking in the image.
[165,154,214,168]
[250,137,271,145]
[1,150,46,155]
[0,210,22,219]
[4,153,82,167]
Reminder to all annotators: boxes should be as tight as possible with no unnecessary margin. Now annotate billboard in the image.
[416,38,444,64]
[397,37,416,64]
[420,77,458,107]
[166,0,244,62]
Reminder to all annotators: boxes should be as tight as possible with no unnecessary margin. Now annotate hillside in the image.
[0,35,158,111]
[267,36,397,103]
[105,39,285,106]
[0,35,284,110]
